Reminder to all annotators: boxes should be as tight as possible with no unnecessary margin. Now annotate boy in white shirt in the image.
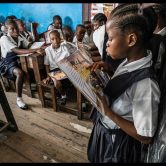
[43,30,70,105]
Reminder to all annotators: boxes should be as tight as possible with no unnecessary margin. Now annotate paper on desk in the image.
[48,70,67,81]
[30,41,45,49]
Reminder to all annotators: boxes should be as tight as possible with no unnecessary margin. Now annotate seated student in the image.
[0,19,43,110]
[48,15,62,31]
[47,15,63,40]
[5,15,17,21]
[15,19,33,44]
[83,21,94,44]
[73,24,86,45]
[62,25,74,43]
[43,30,70,105]
[73,24,100,62]
[61,26,77,54]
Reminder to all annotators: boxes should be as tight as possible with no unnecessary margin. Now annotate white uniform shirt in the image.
[83,32,94,44]
[157,26,166,36]
[0,34,30,58]
[44,44,70,70]
[100,51,160,137]
[92,24,105,58]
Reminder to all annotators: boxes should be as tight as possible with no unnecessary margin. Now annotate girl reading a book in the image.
[87,5,161,163]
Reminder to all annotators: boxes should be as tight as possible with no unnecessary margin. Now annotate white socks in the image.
[17,97,26,108]
[61,95,67,99]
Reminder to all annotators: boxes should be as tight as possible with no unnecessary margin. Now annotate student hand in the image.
[36,48,44,55]
[42,77,51,84]
[88,61,109,72]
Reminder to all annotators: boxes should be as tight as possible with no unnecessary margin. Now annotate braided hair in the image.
[110,3,157,35]
[108,4,157,45]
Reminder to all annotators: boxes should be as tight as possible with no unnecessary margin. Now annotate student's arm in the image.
[96,80,160,144]
[97,95,153,144]
[11,47,43,55]
[42,65,51,84]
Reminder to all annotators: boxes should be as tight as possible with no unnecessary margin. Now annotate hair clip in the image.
[138,3,143,15]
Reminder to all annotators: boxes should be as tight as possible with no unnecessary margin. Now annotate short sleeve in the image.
[132,78,160,137]
[1,36,17,51]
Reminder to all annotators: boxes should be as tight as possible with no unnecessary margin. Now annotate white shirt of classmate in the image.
[73,32,94,45]
[83,31,94,44]
[44,43,70,71]
[100,50,161,137]
[92,24,105,58]
[0,33,30,58]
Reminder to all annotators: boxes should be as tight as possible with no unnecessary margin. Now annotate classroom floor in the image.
[0,91,93,163]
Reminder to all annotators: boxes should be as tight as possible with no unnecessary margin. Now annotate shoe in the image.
[17,98,28,110]
[57,98,66,105]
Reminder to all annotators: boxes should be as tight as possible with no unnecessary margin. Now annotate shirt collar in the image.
[51,44,62,53]
[113,50,152,78]
[157,27,166,36]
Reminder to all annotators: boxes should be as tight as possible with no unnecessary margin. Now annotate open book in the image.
[56,48,111,112]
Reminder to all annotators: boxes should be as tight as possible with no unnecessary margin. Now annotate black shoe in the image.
[17,103,28,110]
[57,98,66,105]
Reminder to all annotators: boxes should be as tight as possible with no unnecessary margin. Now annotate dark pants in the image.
[87,114,144,163]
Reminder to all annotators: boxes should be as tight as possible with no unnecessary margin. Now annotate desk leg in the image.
[20,57,33,98]
[77,90,82,120]
[31,56,42,83]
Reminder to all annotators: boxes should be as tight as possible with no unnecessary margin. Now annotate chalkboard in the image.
[0,3,82,33]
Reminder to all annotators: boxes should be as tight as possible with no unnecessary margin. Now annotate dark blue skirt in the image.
[87,109,145,163]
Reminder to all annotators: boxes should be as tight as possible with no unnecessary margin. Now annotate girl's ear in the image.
[127,33,137,47]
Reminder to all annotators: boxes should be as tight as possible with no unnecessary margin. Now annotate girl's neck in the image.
[126,47,147,64]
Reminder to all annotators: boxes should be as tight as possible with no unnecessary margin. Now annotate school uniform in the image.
[20,30,33,42]
[61,40,77,55]
[44,43,70,89]
[83,32,94,44]
[0,34,30,80]
[87,50,161,163]
[44,43,70,70]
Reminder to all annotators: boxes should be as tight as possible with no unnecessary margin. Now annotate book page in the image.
[56,49,110,113]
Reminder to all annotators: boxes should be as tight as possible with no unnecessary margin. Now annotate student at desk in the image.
[43,30,70,105]
[0,19,43,110]
[15,19,33,44]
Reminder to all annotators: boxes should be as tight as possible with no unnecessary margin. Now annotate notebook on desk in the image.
[17,41,45,57]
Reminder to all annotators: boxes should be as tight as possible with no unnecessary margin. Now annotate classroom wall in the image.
[0,3,82,33]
